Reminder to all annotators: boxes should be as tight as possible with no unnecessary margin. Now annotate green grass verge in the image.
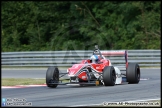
[2,78,69,86]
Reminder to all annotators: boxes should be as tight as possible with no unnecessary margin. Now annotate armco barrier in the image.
[1,50,160,68]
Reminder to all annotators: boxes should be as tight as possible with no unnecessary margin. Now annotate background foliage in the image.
[1,1,161,51]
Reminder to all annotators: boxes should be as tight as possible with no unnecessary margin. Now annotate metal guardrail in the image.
[1,50,160,67]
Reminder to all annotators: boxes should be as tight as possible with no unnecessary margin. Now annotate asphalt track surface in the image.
[1,68,161,107]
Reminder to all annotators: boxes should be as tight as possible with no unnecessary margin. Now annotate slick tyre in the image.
[126,63,140,84]
[46,66,59,88]
[103,66,116,86]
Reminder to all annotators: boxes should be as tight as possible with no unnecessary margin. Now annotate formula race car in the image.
[46,45,140,88]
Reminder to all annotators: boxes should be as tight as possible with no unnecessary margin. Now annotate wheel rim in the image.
[53,69,59,82]
[137,72,140,81]
[136,66,140,81]
[112,70,116,82]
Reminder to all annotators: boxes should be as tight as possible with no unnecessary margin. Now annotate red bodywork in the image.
[67,50,127,81]
[67,58,111,81]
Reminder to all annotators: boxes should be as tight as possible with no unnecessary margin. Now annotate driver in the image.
[90,55,99,63]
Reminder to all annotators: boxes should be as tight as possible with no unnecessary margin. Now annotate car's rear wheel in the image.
[126,63,140,84]
[103,66,116,86]
[46,66,59,88]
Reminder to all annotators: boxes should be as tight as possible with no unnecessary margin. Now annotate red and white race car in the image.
[46,45,140,88]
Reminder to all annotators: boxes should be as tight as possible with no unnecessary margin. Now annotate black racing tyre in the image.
[103,66,116,86]
[126,63,140,84]
[46,66,59,88]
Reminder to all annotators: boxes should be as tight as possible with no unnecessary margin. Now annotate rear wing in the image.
[101,51,128,68]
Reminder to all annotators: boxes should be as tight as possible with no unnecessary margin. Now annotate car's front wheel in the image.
[103,66,116,86]
[46,66,59,88]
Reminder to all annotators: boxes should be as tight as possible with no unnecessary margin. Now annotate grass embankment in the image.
[2,78,69,86]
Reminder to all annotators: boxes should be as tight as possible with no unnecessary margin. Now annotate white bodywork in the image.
[109,60,122,84]
[114,66,122,84]
[98,66,122,85]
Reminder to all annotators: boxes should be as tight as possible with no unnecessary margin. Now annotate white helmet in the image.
[90,55,99,63]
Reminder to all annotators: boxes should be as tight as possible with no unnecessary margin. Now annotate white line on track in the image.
[1,84,47,89]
